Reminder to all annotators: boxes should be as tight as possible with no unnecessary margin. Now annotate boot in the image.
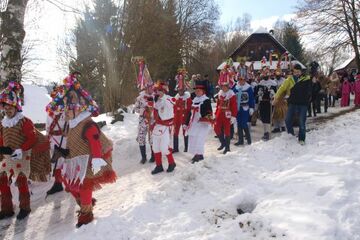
[244,127,252,145]
[139,145,147,164]
[149,150,155,163]
[166,154,176,172]
[152,152,164,174]
[151,165,164,175]
[76,211,94,228]
[184,136,189,152]
[234,128,244,146]
[271,128,280,133]
[281,127,286,132]
[17,175,31,220]
[262,132,270,141]
[46,182,64,196]
[223,137,231,154]
[167,163,176,172]
[16,209,31,220]
[0,175,14,220]
[173,136,179,153]
[217,135,226,151]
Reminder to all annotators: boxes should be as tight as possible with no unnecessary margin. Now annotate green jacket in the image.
[275,75,312,106]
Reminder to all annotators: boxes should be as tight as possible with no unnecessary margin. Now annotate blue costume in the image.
[234,82,255,145]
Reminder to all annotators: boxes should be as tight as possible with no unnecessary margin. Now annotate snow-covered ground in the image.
[1,106,360,240]
[22,84,51,124]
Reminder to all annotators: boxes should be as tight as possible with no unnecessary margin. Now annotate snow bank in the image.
[2,108,360,240]
[22,84,51,124]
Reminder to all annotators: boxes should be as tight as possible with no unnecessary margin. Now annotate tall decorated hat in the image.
[46,72,100,117]
[133,56,153,90]
[175,67,189,91]
[218,58,235,88]
[46,84,67,117]
[0,81,23,112]
[153,81,169,93]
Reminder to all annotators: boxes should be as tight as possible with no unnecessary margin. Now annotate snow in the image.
[22,84,51,124]
[1,104,360,239]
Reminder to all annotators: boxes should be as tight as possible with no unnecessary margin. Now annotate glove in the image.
[0,146,13,155]
[182,124,188,131]
[230,116,237,125]
[11,149,22,160]
[91,158,107,174]
[249,108,254,116]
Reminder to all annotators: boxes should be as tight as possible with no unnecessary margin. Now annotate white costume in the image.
[187,95,211,155]
[152,94,174,155]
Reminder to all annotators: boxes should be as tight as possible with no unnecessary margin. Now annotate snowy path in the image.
[1,107,360,240]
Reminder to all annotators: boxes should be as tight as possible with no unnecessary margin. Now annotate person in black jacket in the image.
[273,63,312,145]
[308,77,321,117]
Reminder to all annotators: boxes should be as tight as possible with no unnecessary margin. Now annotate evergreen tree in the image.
[282,22,305,63]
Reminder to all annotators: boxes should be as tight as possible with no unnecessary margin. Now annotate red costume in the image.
[215,60,238,154]
[173,91,192,152]
[0,82,50,220]
[214,90,237,136]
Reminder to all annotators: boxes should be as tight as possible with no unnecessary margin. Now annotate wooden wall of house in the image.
[230,34,287,61]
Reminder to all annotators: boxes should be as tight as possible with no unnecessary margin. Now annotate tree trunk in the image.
[0,0,29,84]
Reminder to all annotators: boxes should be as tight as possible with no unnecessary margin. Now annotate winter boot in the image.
[166,163,176,172]
[76,211,94,228]
[262,132,270,141]
[173,136,179,153]
[281,127,286,132]
[16,209,31,220]
[46,182,64,196]
[217,135,226,151]
[151,152,164,174]
[271,128,280,133]
[184,136,189,152]
[223,137,231,154]
[149,150,155,163]
[166,154,176,172]
[151,165,164,175]
[139,145,147,164]
[17,175,31,220]
[234,128,244,146]
[0,175,14,220]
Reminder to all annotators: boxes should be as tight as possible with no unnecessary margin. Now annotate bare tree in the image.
[297,0,360,69]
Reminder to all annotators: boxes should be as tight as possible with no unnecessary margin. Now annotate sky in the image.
[24,0,299,85]
[216,0,297,30]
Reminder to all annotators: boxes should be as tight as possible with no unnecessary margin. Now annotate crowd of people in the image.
[0,59,358,228]
[134,59,360,175]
